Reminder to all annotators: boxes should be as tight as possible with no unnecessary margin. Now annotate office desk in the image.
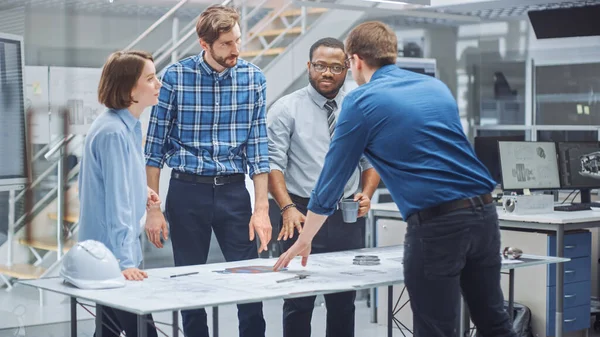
[21,246,407,337]
[370,202,600,337]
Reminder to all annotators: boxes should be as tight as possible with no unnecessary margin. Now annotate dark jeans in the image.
[93,307,158,337]
[280,194,364,337]
[403,203,517,337]
[166,177,266,337]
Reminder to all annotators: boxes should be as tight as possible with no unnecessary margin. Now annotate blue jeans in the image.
[166,177,266,337]
[403,203,516,337]
[280,194,364,337]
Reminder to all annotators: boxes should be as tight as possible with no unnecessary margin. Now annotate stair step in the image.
[48,212,79,223]
[254,27,303,37]
[0,263,46,279]
[240,47,286,58]
[280,8,327,17]
[19,237,75,252]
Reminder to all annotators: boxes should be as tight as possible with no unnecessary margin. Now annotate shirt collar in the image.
[197,50,235,78]
[370,64,397,82]
[306,84,343,110]
[113,108,139,131]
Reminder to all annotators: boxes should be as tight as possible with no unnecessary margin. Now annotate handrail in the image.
[155,0,232,68]
[251,13,303,64]
[31,142,51,163]
[242,2,292,49]
[13,163,80,232]
[44,134,75,162]
[153,17,197,58]
[124,0,191,51]
[15,159,60,201]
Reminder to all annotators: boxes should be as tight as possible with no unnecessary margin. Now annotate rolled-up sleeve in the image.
[96,132,136,270]
[359,155,373,171]
[145,68,177,168]
[246,74,271,178]
[267,100,293,173]
[308,94,370,215]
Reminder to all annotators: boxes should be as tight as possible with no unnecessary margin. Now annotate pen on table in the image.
[276,275,309,283]
[170,272,199,278]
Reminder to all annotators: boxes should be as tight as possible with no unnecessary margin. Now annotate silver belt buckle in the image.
[214,176,225,186]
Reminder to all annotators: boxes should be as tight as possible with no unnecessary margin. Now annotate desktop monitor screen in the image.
[557,142,600,189]
[474,135,525,185]
[498,141,561,190]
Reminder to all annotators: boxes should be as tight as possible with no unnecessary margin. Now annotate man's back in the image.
[347,65,495,218]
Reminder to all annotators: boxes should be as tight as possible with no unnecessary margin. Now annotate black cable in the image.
[571,190,580,204]
[561,190,576,204]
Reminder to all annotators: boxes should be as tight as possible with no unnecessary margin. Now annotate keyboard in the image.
[554,202,600,212]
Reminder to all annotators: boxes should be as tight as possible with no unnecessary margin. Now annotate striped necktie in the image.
[324,100,337,138]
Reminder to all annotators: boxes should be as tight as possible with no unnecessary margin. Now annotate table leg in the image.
[460,297,471,337]
[370,216,378,324]
[556,226,564,337]
[173,311,179,337]
[213,306,219,337]
[508,269,515,323]
[388,285,393,337]
[95,304,103,337]
[70,297,77,337]
[138,314,147,337]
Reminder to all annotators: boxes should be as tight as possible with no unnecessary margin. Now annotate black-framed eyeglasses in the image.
[310,62,347,75]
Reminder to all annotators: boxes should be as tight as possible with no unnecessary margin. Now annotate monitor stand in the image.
[580,189,592,204]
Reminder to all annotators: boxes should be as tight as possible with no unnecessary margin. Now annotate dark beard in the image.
[308,74,342,99]
[210,48,237,69]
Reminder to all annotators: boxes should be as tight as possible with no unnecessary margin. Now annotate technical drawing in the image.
[579,151,600,180]
[512,163,536,182]
[536,147,546,159]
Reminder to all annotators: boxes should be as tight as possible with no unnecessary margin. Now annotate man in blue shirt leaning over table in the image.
[144,5,270,337]
[274,21,517,337]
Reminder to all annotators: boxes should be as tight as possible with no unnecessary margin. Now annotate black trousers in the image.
[280,194,365,337]
[166,177,266,337]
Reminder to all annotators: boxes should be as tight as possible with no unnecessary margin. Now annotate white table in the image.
[370,202,600,337]
[21,246,405,337]
[20,245,567,337]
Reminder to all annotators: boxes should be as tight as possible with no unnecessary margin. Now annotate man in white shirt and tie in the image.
[267,37,380,337]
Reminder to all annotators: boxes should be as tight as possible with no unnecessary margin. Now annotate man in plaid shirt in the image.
[144,5,270,337]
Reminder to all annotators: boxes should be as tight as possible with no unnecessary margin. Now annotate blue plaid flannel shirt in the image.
[144,52,270,178]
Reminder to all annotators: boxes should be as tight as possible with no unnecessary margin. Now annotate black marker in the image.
[170,272,199,278]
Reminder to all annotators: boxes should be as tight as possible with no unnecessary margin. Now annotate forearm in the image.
[146,166,161,194]
[268,170,293,209]
[253,173,269,212]
[298,211,327,243]
[361,168,380,198]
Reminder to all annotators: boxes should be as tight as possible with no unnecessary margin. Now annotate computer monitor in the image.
[474,135,525,185]
[557,141,600,203]
[498,141,561,191]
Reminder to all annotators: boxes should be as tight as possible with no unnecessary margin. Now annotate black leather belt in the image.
[171,171,245,186]
[409,193,493,223]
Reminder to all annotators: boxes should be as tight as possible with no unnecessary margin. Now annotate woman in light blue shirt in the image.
[78,50,162,337]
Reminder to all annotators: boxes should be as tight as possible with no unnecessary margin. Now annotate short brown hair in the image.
[196,5,240,46]
[346,21,398,68]
[98,50,153,109]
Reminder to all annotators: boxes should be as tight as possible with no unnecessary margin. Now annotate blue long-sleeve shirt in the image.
[78,109,146,270]
[308,65,496,219]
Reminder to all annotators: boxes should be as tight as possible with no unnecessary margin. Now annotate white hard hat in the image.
[60,240,126,290]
